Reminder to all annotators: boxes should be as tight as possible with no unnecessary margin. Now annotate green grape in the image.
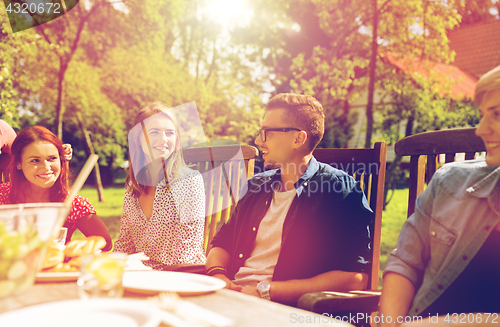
[0,219,43,298]
[7,261,27,280]
[0,280,16,298]
[0,260,9,279]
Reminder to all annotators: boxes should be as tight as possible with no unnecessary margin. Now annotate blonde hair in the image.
[126,102,186,198]
[475,65,500,106]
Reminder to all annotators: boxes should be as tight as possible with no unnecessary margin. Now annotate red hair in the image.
[7,126,70,203]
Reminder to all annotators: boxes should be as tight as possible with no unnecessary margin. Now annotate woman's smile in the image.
[19,141,61,190]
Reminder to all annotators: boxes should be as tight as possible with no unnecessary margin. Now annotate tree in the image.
[0,5,41,128]
[453,0,500,25]
[233,0,462,147]
[32,1,106,140]
[374,62,479,207]
[4,0,264,180]
[365,0,379,148]
[315,0,460,147]
[1,1,136,189]
[167,0,264,143]
[230,0,365,147]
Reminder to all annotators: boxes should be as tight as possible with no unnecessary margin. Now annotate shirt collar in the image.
[466,165,500,197]
[254,156,320,194]
[294,156,319,190]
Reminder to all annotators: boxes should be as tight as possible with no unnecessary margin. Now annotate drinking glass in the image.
[0,203,70,298]
[77,252,127,298]
[53,227,67,250]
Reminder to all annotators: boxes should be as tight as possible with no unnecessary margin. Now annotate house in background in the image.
[347,19,500,161]
[448,19,500,79]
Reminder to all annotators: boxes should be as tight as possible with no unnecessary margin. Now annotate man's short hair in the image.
[265,93,325,151]
[475,65,500,106]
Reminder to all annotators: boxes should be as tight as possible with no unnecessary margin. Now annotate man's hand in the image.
[240,285,260,298]
[379,273,415,327]
[212,274,242,292]
[205,247,242,291]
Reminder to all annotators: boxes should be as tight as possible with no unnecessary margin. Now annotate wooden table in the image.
[0,281,353,326]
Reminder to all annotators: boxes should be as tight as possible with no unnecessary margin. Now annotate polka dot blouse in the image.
[113,167,206,270]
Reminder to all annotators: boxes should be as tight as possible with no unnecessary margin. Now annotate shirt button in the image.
[431,231,436,237]
[437,284,443,290]
[252,227,256,231]
[304,182,308,186]
[462,255,468,260]
[485,226,491,231]
[414,308,418,313]
[239,254,243,258]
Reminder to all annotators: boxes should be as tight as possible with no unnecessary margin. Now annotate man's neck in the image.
[278,154,312,191]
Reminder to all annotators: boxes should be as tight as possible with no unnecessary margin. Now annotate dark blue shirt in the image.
[211,157,373,287]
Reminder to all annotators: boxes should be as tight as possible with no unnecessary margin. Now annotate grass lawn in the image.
[379,188,410,287]
[71,184,410,288]
[71,185,125,242]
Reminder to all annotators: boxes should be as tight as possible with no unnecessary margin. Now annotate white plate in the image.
[125,259,153,271]
[35,272,81,282]
[122,271,226,296]
[0,298,161,327]
[35,258,152,283]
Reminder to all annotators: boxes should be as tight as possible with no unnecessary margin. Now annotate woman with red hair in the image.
[0,126,112,251]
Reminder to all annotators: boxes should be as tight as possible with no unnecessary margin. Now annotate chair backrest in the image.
[0,170,7,183]
[312,141,387,291]
[183,144,259,255]
[395,128,485,218]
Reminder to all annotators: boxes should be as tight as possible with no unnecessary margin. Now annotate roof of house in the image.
[383,52,477,100]
[448,19,500,78]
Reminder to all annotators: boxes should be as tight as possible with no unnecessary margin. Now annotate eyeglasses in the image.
[258,127,301,142]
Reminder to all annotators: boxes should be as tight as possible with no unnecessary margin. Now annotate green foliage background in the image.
[2,0,494,169]
[2,0,499,288]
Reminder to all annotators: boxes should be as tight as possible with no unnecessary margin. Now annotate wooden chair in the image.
[182,143,259,255]
[163,143,258,273]
[394,128,485,217]
[0,154,13,183]
[297,141,387,325]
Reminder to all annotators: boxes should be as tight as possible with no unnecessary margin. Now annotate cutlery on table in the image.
[150,292,234,327]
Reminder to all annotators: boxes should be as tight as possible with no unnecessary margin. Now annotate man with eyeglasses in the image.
[205,93,373,305]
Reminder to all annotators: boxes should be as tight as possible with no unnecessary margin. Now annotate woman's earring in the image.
[16,164,21,170]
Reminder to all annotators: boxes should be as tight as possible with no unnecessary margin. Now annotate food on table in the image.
[41,243,64,269]
[85,255,126,286]
[78,252,127,298]
[39,236,107,273]
[66,256,81,267]
[64,236,107,258]
[43,262,78,273]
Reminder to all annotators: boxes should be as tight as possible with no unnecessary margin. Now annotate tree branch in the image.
[378,0,392,15]
[36,25,53,46]
[205,39,218,83]
[67,0,110,61]
[341,0,390,42]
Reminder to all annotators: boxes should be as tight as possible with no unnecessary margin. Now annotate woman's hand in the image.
[62,144,72,161]
[75,214,113,251]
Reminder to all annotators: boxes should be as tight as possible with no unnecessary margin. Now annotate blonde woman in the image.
[114,102,206,269]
